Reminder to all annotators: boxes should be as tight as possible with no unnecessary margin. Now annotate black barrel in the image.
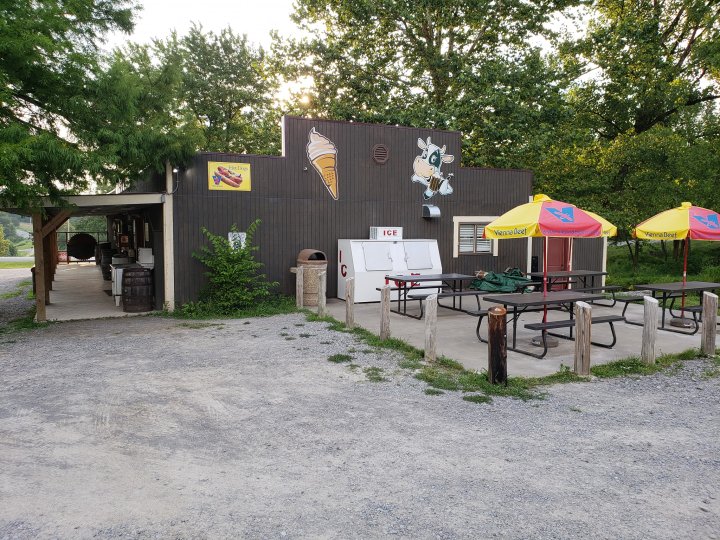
[96,241,111,266]
[122,267,153,312]
[100,246,113,280]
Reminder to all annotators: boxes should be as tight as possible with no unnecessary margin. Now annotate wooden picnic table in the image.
[527,269,608,291]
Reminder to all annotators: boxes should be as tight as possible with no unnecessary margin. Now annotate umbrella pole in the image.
[543,236,548,322]
[682,237,688,316]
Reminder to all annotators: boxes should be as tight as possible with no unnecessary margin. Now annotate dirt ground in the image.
[0,310,718,539]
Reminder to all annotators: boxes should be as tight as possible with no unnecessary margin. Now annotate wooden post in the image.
[380,285,391,340]
[32,213,46,322]
[290,266,304,309]
[345,277,355,329]
[317,270,327,316]
[574,301,592,376]
[424,294,438,362]
[701,292,718,356]
[487,306,507,385]
[641,296,659,365]
[43,233,52,296]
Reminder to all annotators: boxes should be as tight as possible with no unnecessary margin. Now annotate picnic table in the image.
[622,281,720,334]
[527,269,608,290]
[383,273,478,319]
[479,290,623,358]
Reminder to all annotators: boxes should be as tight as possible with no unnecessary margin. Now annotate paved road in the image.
[0,256,34,262]
[1,314,718,539]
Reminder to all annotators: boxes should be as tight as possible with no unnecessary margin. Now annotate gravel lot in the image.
[1,272,719,539]
[0,268,33,325]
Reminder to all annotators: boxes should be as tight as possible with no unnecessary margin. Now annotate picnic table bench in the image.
[571,285,623,307]
[524,315,625,349]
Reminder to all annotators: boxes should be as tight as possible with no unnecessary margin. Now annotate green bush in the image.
[192,220,278,315]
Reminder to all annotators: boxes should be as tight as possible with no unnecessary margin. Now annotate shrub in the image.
[192,220,278,314]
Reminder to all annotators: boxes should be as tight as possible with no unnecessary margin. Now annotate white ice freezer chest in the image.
[337,239,442,302]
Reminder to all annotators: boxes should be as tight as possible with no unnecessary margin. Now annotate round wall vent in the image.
[372,144,389,164]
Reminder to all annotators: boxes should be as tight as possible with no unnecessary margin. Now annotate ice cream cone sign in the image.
[307,128,339,200]
[411,137,454,200]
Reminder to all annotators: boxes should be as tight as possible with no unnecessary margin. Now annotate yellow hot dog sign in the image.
[208,162,252,191]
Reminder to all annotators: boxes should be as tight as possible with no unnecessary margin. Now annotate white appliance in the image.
[110,263,139,306]
[337,239,442,302]
[137,247,154,269]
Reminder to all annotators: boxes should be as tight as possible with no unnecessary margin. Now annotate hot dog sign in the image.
[208,162,252,191]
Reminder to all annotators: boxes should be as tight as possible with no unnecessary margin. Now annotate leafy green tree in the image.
[192,220,278,314]
[153,26,281,155]
[0,225,11,256]
[275,0,578,166]
[0,0,133,209]
[533,0,720,263]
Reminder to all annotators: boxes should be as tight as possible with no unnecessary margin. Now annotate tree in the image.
[0,0,133,209]
[533,0,720,259]
[0,225,11,256]
[153,26,281,155]
[274,0,579,167]
[0,1,202,211]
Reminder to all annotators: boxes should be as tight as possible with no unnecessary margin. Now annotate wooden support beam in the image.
[701,292,718,356]
[43,233,51,296]
[488,306,507,385]
[641,296,659,365]
[345,277,355,329]
[41,210,71,239]
[380,286,390,340]
[32,213,46,322]
[290,267,304,309]
[574,301,592,376]
[424,294,438,362]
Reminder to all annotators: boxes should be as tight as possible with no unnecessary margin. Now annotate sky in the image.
[104,0,299,51]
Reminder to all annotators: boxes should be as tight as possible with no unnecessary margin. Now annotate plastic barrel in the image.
[122,267,153,312]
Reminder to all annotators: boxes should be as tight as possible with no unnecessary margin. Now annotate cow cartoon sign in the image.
[411,137,455,200]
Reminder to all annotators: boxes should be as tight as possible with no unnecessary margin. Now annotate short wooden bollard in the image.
[380,286,391,340]
[317,271,327,316]
[701,291,718,356]
[641,296,659,364]
[424,294,438,362]
[574,301,592,376]
[487,306,507,385]
[290,266,304,309]
[345,277,355,329]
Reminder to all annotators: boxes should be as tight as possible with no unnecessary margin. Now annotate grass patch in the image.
[177,321,222,329]
[590,348,698,378]
[424,388,444,396]
[171,296,297,320]
[0,310,48,335]
[363,366,387,382]
[0,261,34,269]
[1,290,22,299]
[328,353,352,363]
[462,394,492,404]
[298,333,314,338]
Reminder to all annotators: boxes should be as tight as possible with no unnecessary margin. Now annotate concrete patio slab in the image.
[45,263,154,322]
[326,296,708,377]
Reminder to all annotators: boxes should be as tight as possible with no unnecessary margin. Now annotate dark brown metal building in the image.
[164,116,604,305]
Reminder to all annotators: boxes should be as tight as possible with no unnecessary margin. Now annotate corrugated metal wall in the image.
[171,117,540,304]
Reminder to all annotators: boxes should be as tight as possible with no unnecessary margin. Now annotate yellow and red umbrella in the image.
[484,194,617,296]
[634,202,720,313]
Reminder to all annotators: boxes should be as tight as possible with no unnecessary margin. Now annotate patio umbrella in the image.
[484,194,617,297]
[633,202,720,317]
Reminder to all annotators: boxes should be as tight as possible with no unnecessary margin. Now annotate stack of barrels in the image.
[98,243,113,280]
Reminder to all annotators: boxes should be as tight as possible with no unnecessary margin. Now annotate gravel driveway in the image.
[0,268,33,325]
[0,310,719,539]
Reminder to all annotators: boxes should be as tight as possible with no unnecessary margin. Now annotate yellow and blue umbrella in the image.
[634,202,720,314]
[484,194,617,297]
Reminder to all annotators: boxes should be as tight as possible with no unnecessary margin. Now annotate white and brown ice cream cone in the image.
[307,128,338,200]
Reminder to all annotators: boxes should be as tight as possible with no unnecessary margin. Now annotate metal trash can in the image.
[296,249,327,306]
